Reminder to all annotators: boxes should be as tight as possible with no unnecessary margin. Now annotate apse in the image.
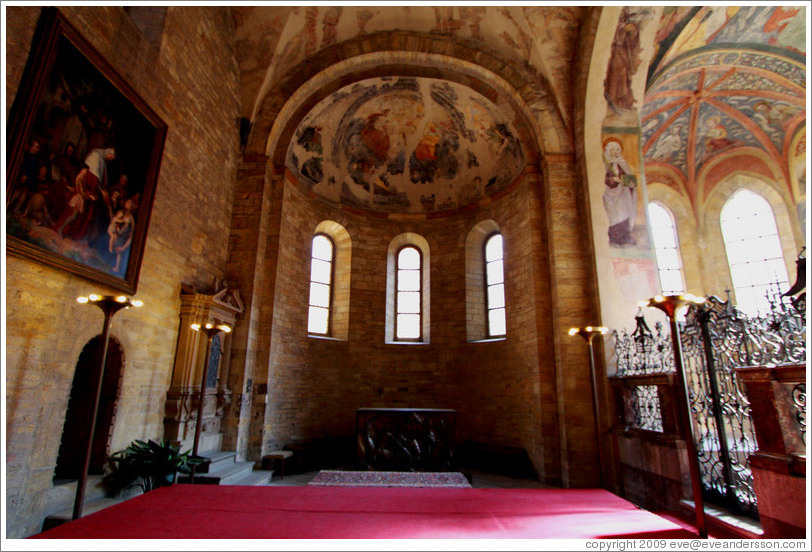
[286,76,526,215]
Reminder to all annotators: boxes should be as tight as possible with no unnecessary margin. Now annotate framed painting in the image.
[6,8,166,294]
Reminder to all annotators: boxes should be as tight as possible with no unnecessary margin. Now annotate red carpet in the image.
[32,484,698,539]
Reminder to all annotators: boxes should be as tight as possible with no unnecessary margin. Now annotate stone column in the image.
[221,156,284,462]
[543,154,606,488]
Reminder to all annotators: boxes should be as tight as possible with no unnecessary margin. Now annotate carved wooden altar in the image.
[164,280,243,453]
[356,408,456,472]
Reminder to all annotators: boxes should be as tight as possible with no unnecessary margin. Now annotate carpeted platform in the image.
[308,470,471,488]
[32,484,699,539]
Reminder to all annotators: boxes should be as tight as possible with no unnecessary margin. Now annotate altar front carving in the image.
[356,408,457,472]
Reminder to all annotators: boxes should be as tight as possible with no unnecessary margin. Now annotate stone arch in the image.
[697,148,787,207]
[245,31,566,166]
[54,336,125,480]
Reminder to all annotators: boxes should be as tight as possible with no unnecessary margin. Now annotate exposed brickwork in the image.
[4,6,239,537]
[247,173,573,484]
[221,159,279,460]
[7,6,606,539]
[542,156,608,487]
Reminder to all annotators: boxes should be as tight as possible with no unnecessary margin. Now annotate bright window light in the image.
[396,246,422,340]
[648,203,685,295]
[485,233,506,337]
[307,234,334,334]
[720,189,789,317]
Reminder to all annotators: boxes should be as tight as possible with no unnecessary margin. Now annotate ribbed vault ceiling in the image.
[642,6,806,206]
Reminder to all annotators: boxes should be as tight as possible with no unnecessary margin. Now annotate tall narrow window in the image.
[647,202,685,295]
[485,233,506,337]
[721,189,789,317]
[308,234,334,335]
[396,246,422,340]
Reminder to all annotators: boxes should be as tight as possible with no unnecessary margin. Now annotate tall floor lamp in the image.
[187,321,232,483]
[73,294,142,520]
[568,325,609,488]
[644,293,708,539]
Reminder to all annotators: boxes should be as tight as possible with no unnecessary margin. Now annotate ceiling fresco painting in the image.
[231,6,805,220]
[234,6,584,130]
[642,5,806,211]
[287,77,525,215]
[652,6,805,75]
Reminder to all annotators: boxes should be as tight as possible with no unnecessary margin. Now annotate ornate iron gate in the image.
[681,296,758,515]
[680,291,807,517]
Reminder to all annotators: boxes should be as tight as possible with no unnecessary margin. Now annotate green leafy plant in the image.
[104,439,204,495]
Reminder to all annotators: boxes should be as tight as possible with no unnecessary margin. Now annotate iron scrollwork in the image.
[793,383,806,446]
[630,385,664,432]
[613,308,674,376]
[613,283,807,518]
[681,295,759,516]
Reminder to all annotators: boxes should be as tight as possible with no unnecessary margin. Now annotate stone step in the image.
[196,450,237,473]
[228,469,274,486]
[47,475,109,508]
[177,460,256,485]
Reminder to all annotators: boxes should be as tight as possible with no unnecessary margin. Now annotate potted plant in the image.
[104,439,203,496]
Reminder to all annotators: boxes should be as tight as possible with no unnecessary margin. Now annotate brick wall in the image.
[248,173,558,478]
[4,6,239,537]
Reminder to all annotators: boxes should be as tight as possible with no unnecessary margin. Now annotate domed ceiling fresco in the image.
[642,6,806,207]
[286,77,525,214]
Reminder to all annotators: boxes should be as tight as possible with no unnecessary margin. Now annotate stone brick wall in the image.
[4,6,239,537]
[249,172,558,478]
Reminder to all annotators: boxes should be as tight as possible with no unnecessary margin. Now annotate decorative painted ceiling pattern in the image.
[642,6,806,205]
[652,6,805,74]
[287,77,525,214]
[232,6,581,130]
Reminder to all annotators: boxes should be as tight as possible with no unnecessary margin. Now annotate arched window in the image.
[720,189,789,317]
[386,233,429,343]
[307,234,334,335]
[484,233,506,337]
[396,246,422,340]
[647,202,685,295]
[465,220,506,342]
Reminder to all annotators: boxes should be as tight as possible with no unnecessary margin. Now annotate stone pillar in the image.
[221,156,284,462]
[735,364,806,538]
[543,154,606,488]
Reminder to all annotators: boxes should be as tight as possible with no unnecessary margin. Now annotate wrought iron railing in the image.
[681,295,758,515]
[630,385,664,432]
[613,282,807,518]
[793,383,806,446]
[612,310,673,435]
[613,310,674,377]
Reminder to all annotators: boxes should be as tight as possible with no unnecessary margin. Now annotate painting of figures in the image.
[6,9,166,293]
[287,77,524,214]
